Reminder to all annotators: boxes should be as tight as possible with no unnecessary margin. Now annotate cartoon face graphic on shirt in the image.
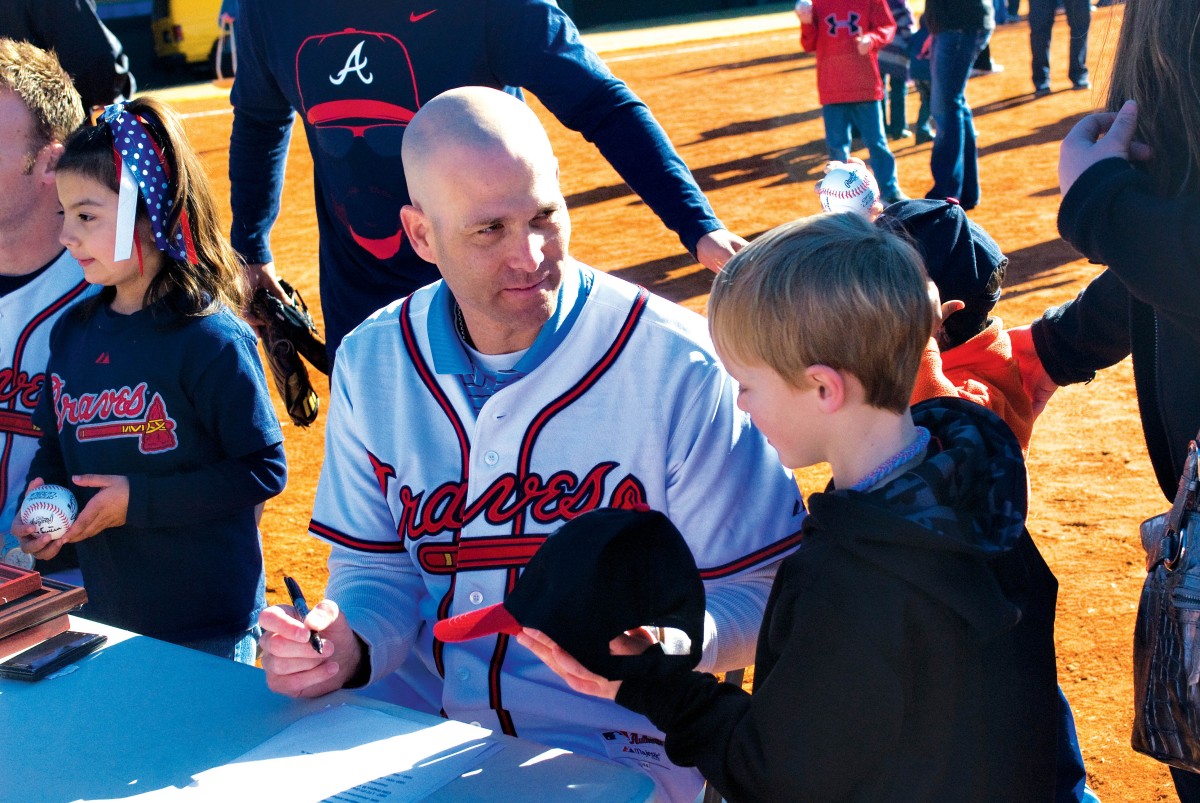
[296,29,419,260]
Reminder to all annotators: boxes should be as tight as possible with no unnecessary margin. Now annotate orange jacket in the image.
[911,319,1034,452]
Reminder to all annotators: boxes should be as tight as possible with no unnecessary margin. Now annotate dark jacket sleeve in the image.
[125,443,286,528]
[1030,268,1130,386]
[485,0,722,255]
[617,563,901,801]
[126,326,286,528]
[227,0,295,266]
[1055,157,1200,318]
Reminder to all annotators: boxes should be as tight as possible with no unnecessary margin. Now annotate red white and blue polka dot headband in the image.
[102,103,197,267]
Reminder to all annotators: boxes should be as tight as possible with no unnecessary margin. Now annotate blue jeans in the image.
[1029,0,1091,88]
[821,100,902,198]
[927,28,991,209]
[179,627,261,665]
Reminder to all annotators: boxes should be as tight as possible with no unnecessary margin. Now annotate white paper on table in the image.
[183,703,500,801]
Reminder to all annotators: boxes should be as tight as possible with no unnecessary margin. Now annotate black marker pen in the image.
[284,575,326,654]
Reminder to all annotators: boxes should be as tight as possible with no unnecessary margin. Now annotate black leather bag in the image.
[1133,437,1200,771]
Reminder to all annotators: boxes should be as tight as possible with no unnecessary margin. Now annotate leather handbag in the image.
[1132,436,1200,771]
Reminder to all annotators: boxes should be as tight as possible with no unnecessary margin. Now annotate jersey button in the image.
[468,591,483,605]
[457,667,470,681]
[483,450,500,466]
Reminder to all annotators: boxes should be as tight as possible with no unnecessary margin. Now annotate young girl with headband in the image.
[13,97,287,663]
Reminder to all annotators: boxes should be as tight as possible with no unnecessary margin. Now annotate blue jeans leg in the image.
[915,80,933,135]
[822,103,854,163]
[851,101,900,196]
[927,28,989,208]
[1064,0,1091,83]
[1029,0,1055,89]
[884,71,908,134]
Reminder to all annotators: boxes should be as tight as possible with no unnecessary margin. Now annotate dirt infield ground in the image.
[167,5,1175,798]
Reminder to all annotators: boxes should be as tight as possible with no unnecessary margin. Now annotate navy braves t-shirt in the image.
[29,298,283,642]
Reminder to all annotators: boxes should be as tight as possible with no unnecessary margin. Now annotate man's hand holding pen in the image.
[258,589,365,699]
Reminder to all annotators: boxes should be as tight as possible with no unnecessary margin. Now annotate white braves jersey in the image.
[311,264,805,802]
[0,251,94,556]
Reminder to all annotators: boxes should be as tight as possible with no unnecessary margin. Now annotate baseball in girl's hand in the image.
[18,484,78,541]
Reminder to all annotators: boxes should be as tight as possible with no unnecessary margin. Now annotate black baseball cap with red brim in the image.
[433,507,706,681]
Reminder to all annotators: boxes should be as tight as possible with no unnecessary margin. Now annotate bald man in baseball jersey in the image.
[259,87,805,803]
[0,40,94,569]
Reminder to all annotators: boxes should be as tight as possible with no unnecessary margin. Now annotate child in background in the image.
[521,212,1060,800]
[876,199,1034,451]
[880,198,1099,802]
[878,0,916,140]
[797,0,909,204]
[13,97,286,664]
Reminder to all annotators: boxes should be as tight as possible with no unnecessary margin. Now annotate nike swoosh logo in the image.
[410,9,437,22]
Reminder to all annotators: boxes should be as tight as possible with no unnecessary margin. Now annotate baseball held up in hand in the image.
[816,161,880,218]
[795,0,813,23]
[18,484,78,541]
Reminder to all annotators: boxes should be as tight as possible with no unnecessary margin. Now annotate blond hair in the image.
[708,213,931,413]
[0,38,84,167]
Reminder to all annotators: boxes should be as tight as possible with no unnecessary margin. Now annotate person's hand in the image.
[696,229,748,273]
[241,261,287,327]
[517,627,656,700]
[856,35,872,55]
[1059,100,1154,196]
[19,475,131,561]
[928,280,965,346]
[260,599,362,698]
[67,474,129,540]
[12,478,58,560]
[1008,325,1059,419]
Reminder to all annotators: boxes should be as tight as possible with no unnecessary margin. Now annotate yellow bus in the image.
[151,0,234,78]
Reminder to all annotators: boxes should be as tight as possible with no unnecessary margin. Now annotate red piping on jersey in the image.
[485,288,649,736]
[9,279,90,375]
[309,519,407,552]
[513,288,648,533]
[400,296,470,680]
[0,278,90,522]
[699,527,806,580]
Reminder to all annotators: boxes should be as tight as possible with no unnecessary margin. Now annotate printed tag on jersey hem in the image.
[600,729,671,769]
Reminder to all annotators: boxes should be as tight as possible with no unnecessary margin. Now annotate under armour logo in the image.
[95,352,110,365]
[330,41,374,86]
[825,12,862,36]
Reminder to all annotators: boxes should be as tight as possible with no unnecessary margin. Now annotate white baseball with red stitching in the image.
[18,484,78,541]
[817,162,880,218]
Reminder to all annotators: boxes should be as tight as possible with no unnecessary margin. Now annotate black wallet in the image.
[0,630,106,681]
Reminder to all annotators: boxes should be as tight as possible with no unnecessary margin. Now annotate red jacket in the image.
[801,0,896,105]
[911,319,1035,453]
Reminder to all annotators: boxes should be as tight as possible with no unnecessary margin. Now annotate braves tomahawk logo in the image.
[825,12,862,35]
[50,375,178,454]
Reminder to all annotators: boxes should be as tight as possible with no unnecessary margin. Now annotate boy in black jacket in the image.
[521,212,1060,801]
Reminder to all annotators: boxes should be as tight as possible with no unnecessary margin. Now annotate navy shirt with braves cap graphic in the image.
[229,0,725,358]
[27,300,285,643]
